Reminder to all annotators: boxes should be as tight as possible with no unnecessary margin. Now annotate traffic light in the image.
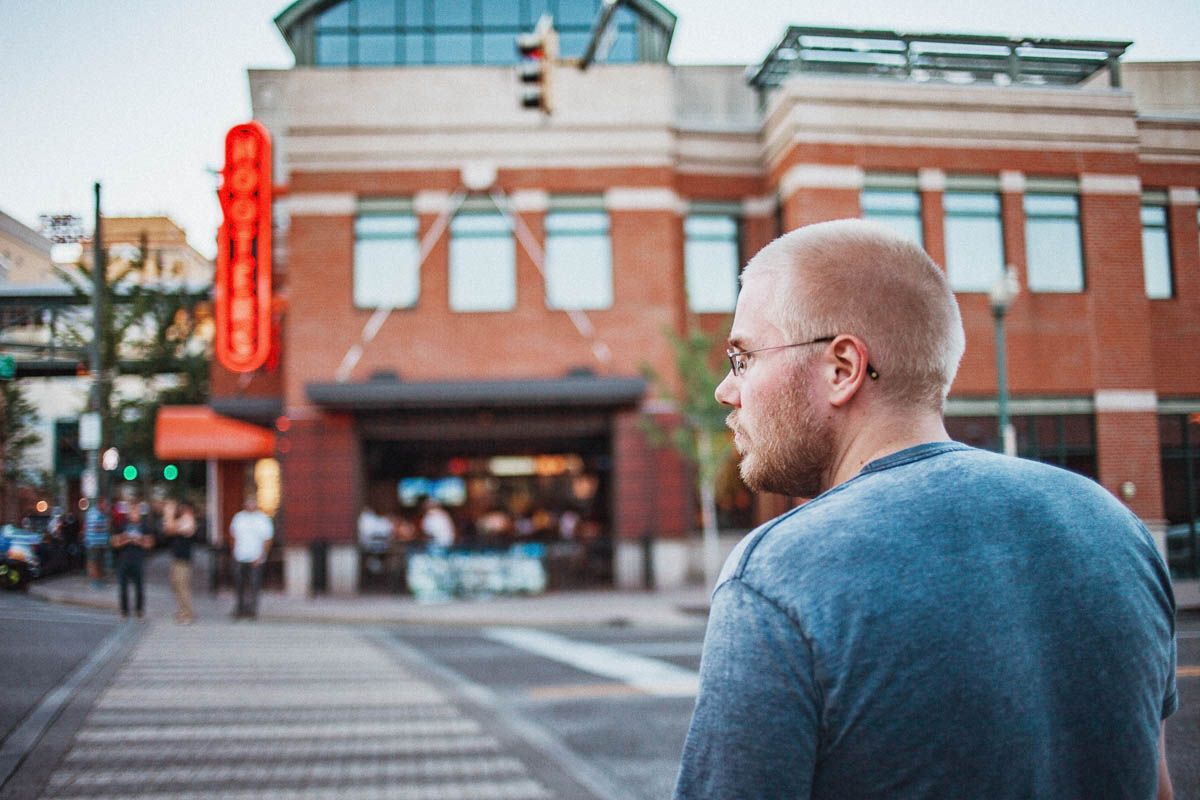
[163,464,179,481]
[0,355,15,380]
[123,465,138,481]
[516,14,557,113]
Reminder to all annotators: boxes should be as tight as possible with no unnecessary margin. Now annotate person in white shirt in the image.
[357,507,393,554]
[230,495,274,619]
[419,496,456,550]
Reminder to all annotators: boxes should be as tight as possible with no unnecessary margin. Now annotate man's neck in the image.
[826,407,951,490]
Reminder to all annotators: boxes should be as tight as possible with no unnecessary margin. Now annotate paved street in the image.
[2,579,1198,799]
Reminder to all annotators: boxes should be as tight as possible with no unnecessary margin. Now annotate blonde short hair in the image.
[742,219,965,410]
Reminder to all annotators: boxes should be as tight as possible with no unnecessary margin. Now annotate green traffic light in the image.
[122,465,138,480]
[163,464,179,480]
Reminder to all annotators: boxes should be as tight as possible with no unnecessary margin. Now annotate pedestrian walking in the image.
[230,495,273,619]
[674,219,1177,800]
[164,499,197,623]
[83,498,110,586]
[110,503,153,620]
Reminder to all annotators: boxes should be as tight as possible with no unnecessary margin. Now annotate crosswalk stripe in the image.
[75,717,483,742]
[48,756,530,787]
[39,779,552,800]
[41,622,556,799]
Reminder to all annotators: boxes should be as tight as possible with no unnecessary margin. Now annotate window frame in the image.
[353,199,421,310]
[448,204,517,312]
[543,197,613,311]
[1141,190,1174,300]
[683,204,742,314]
[943,175,1006,294]
[1023,179,1085,294]
[862,173,923,246]
[307,0,642,67]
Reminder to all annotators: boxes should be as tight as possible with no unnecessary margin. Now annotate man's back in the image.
[676,442,1176,799]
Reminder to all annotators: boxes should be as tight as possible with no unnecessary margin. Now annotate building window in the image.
[449,211,515,311]
[862,174,922,245]
[944,186,1005,293]
[946,413,1096,479]
[1160,413,1200,579]
[1024,189,1084,293]
[544,204,611,310]
[1142,192,1173,299]
[354,204,420,309]
[307,0,645,67]
[684,213,740,313]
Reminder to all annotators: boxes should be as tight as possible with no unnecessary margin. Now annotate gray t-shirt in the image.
[675,442,1177,800]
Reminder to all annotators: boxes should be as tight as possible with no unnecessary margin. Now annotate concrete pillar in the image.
[283,545,310,599]
[328,544,360,595]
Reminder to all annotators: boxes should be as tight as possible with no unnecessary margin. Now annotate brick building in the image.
[201,0,1200,597]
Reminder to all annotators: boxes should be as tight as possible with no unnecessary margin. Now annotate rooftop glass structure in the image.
[275,0,676,66]
[749,26,1132,91]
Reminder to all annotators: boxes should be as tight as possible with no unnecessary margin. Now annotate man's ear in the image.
[825,335,870,408]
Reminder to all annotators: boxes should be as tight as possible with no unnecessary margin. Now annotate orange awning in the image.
[154,406,276,461]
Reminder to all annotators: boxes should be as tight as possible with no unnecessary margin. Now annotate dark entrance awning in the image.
[305,376,646,412]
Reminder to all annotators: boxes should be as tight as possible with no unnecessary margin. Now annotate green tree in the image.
[53,233,211,492]
[641,324,732,588]
[0,381,42,523]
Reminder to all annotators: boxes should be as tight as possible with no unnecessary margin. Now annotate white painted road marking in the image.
[483,627,700,697]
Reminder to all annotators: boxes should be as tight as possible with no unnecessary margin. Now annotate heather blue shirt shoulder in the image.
[675,443,1177,800]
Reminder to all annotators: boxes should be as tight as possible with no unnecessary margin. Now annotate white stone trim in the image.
[604,187,686,214]
[510,190,549,212]
[414,190,453,214]
[1079,174,1142,196]
[1000,170,1026,194]
[1169,187,1200,206]
[742,195,777,217]
[918,168,946,192]
[1094,389,1158,413]
[280,192,356,216]
[779,164,864,199]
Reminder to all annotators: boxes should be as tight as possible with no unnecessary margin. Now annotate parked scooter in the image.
[0,525,41,590]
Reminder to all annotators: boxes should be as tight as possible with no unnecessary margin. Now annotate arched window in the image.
[277,0,675,67]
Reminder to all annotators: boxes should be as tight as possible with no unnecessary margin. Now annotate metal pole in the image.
[88,183,104,507]
[993,306,1012,456]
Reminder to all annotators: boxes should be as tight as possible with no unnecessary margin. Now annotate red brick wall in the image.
[782,187,861,231]
[216,461,246,547]
[281,205,684,400]
[280,413,359,545]
[611,410,691,541]
[771,143,1137,182]
[1150,196,1200,397]
[1096,412,1164,523]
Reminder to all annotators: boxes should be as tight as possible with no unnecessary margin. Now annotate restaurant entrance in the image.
[357,408,615,592]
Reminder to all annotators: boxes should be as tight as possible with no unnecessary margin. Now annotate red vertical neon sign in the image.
[215,121,272,373]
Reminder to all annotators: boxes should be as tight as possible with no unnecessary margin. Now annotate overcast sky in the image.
[2,0,1197,260]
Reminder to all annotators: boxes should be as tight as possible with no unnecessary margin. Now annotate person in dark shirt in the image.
[164,500,198,624]
[110,503,153,620]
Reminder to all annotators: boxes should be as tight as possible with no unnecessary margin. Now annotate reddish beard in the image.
[727,386,833,499]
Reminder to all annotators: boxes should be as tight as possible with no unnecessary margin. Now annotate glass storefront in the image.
[945,413,1098,480]
[360,434,613,592]
[1160,413,1200,579]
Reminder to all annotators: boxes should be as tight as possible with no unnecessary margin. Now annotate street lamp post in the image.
[989,267,1020,456]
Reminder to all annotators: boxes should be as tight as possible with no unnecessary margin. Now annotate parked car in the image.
[1166,518,1199,577]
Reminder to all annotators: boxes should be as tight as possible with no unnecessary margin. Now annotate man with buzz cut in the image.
[674,219,1176,800]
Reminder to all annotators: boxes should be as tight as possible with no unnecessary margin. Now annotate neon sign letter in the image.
[215,121,272,373]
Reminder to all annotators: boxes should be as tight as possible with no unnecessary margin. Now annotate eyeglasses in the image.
[726,336,880,380]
